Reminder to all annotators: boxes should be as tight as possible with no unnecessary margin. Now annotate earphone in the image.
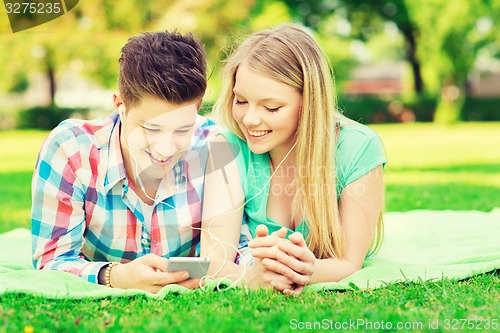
[118,104,125,118]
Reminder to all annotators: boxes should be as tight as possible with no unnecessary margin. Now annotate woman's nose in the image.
[242,106,262,127]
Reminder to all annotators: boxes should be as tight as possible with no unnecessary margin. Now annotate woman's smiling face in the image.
[232,62,302,158]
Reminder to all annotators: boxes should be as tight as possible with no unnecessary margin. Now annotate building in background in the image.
[342,61,405,96]
[468,71,500,97]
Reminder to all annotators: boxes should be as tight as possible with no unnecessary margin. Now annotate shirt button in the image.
[141,239,148,245]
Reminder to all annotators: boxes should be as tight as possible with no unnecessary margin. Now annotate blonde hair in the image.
[214,24,382,259]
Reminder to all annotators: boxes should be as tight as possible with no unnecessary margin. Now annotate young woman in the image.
[212,23,386,294]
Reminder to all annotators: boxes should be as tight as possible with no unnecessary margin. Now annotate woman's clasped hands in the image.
[246,225,316,295]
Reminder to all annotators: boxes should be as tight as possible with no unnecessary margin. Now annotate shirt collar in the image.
[154,156,188,203]
[104,114,127,193]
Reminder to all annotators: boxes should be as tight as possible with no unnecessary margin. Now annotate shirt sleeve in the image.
[336,125,387,195]
[218,128,249,195]
[31,124,109,284]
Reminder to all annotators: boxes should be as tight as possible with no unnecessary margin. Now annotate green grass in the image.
[371,122,500,212]
[1,275,499,332]
[0,130,47,233]
[0,123,499,332]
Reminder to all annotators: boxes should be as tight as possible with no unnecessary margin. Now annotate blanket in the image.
[1,209,499,298]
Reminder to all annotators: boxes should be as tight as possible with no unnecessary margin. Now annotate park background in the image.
[1,0,500,128]
[0,1,499,332]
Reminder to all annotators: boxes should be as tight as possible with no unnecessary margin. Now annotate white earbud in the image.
[118,104,125,117]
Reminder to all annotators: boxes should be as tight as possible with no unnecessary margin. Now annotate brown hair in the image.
[118,30,207,107]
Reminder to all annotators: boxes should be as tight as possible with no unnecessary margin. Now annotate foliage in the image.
[283,0,423,93]
[1,3,89,104]
[0,1,261,107]
[154,0,264,101]
[408,0,497,122]
[339,96,500,123]
[199,101,215,117]
[282,0,500,123]
[2,0,500,125]
[8,73,30,93]
[462,97,500,121]
[16,106,88,130]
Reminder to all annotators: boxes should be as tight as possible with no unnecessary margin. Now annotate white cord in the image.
[121,118,242,290]
[121,116,297,291]
[194,138,298,291]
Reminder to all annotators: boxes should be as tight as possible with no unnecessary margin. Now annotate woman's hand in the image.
[243,257,295,291]
[241,225,293,291]
[249,225,316,295]
[107,254,201,293]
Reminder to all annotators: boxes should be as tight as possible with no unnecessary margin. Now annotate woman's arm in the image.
[200,136,245,278]
[310,164,384,283]
[200,136,295,290]
[251,165,384,285]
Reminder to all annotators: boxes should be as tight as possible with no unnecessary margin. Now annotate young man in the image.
[31,30,227,294]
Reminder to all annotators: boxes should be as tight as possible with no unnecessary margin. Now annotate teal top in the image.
[221,118,387,240]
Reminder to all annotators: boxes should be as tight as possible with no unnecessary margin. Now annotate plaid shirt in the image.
[31,112,218,283]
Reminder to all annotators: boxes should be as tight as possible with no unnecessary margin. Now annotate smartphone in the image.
[166,257,211,279]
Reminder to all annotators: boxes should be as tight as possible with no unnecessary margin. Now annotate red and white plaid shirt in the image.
[31,112,219,283]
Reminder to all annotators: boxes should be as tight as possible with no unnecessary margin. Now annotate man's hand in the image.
[108,254,201,293]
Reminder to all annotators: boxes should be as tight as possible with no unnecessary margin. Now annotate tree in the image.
[282,0,424,94]
[281,0,500,123]
[0,1,190,106]
[408,0,496,122]
[0,1,256,107]
[152,0,256,101]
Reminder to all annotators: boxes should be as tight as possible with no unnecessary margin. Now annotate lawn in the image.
[0,123,499,332]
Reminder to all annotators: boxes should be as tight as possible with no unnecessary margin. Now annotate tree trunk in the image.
[45,47,56,106]
[47,62,56,106]
[400,26,424,94]
[434,82,463,123]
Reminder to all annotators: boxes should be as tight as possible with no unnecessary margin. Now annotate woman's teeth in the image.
[248,129,271,137]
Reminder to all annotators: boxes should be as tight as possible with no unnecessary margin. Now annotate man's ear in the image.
[113,92,125,114]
